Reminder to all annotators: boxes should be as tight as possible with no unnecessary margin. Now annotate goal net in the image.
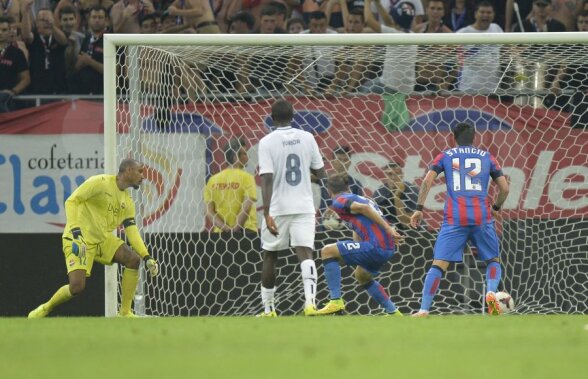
[104,33,588,316]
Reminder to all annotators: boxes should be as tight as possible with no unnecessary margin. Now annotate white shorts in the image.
[261,214,316,251]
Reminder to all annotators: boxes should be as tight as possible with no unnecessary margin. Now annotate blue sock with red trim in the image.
[486,261,502,293]
[420,265,444,312]
[364,280,397,313]
[323,258,342,299]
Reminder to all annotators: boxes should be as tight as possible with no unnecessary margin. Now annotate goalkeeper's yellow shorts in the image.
[62,233,125,277]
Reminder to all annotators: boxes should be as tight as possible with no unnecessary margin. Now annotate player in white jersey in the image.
[257,99,327,317]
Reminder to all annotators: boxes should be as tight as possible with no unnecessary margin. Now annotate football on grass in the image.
[495,291,515,314]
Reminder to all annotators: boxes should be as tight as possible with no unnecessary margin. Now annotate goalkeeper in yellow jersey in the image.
[28,159,159,318]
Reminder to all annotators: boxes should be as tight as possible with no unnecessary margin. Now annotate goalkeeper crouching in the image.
[28,159,159,318]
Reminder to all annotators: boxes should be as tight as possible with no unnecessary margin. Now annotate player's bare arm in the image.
[261,173,278,236]
[235,196,255,231]
[350,201,404,241]
[206,201,231,232]
[410,170,438,228]
[393,183,412,226]
[491,175,510,217]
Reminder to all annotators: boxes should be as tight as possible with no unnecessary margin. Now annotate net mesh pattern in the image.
[113,39,588,316]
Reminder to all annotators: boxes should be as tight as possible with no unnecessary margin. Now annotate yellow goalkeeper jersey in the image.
[63,174,136,245]
[203,168,257,232]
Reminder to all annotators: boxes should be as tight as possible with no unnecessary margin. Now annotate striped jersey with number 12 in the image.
[430,145,504,226]
[258,126,324,216]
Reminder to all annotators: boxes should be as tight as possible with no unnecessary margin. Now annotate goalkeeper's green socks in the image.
[120,268,139,315]
[45,284,74,312]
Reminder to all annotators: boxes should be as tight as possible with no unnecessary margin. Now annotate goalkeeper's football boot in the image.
[485,291,503,316]
[117,311,139,318]
[316,299,345,315]
[303,305,317,316]
[256,310,278,318]
[28,304,50,318]
[411,310,429,318]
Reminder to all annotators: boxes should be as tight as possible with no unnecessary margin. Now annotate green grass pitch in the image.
[2,315,587,379]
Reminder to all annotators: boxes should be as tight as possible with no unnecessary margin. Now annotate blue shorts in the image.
[336,240,395,276]
[433,223,500,262]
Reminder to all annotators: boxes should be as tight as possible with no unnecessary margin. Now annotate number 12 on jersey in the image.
[452,157,482,192]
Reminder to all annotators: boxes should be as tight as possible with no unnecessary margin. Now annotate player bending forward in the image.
[314,175,405,316]
[28,159,159,318]
[410,122,509,316]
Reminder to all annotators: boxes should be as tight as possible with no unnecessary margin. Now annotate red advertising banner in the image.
[187,95,587,227]
[1,96,586,232]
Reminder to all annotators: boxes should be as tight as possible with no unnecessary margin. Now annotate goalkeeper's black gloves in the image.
[143,255,159,278]
[70,227,87,257]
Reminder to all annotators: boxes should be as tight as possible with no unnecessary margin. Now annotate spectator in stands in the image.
[415,0,452,32]
[158,9,194,33]
[80,0,114,30]
[373,162,418,230]
[54,0,83,31]
[204,138,258,233]
[414,0,454,92]
[551,11,588,129]
[0,16,30,112]
[298,11,339,94]
[456,1,503,95]
[512,0,566,32]
[228,11,255,33]
[2,0,23,28]
[22,1,69,94]
[168,0,221,33]
[59,6,85,92]
[551,0,581,31]
[443,0,475,31]
[287,17,305,33]
[73,6,106,94]
[139,12,159,33]
[7,15,28,60]
[372,0,424,28]
[268,1,288,31]
[59,6,85,47]
[257,3,286,33]
[360,0,417,95]
[110,0,155,33]
[326,0,366,33]
[215,0,243,32]
[242,0,296,30]
[159,10,176,31]
[505,0,532,31]
[578,8,588,29]
[326,1,370,93]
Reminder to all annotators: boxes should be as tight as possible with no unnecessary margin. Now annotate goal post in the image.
[104,32,588,317]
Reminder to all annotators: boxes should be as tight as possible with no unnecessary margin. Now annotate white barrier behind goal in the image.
[104,33,588,316]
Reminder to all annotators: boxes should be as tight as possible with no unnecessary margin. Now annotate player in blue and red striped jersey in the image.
[314,174,405,316]
[410,122,510,316]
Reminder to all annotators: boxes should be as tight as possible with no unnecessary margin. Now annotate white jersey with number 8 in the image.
[258,126,324,216]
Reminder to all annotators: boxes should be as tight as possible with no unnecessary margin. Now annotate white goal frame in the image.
[103,32,588,317]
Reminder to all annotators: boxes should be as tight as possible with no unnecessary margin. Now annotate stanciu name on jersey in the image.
[282,139,301,147]
[446,147,487,157]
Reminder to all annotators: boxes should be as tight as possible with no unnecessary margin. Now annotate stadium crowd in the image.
[1,0,588,113]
